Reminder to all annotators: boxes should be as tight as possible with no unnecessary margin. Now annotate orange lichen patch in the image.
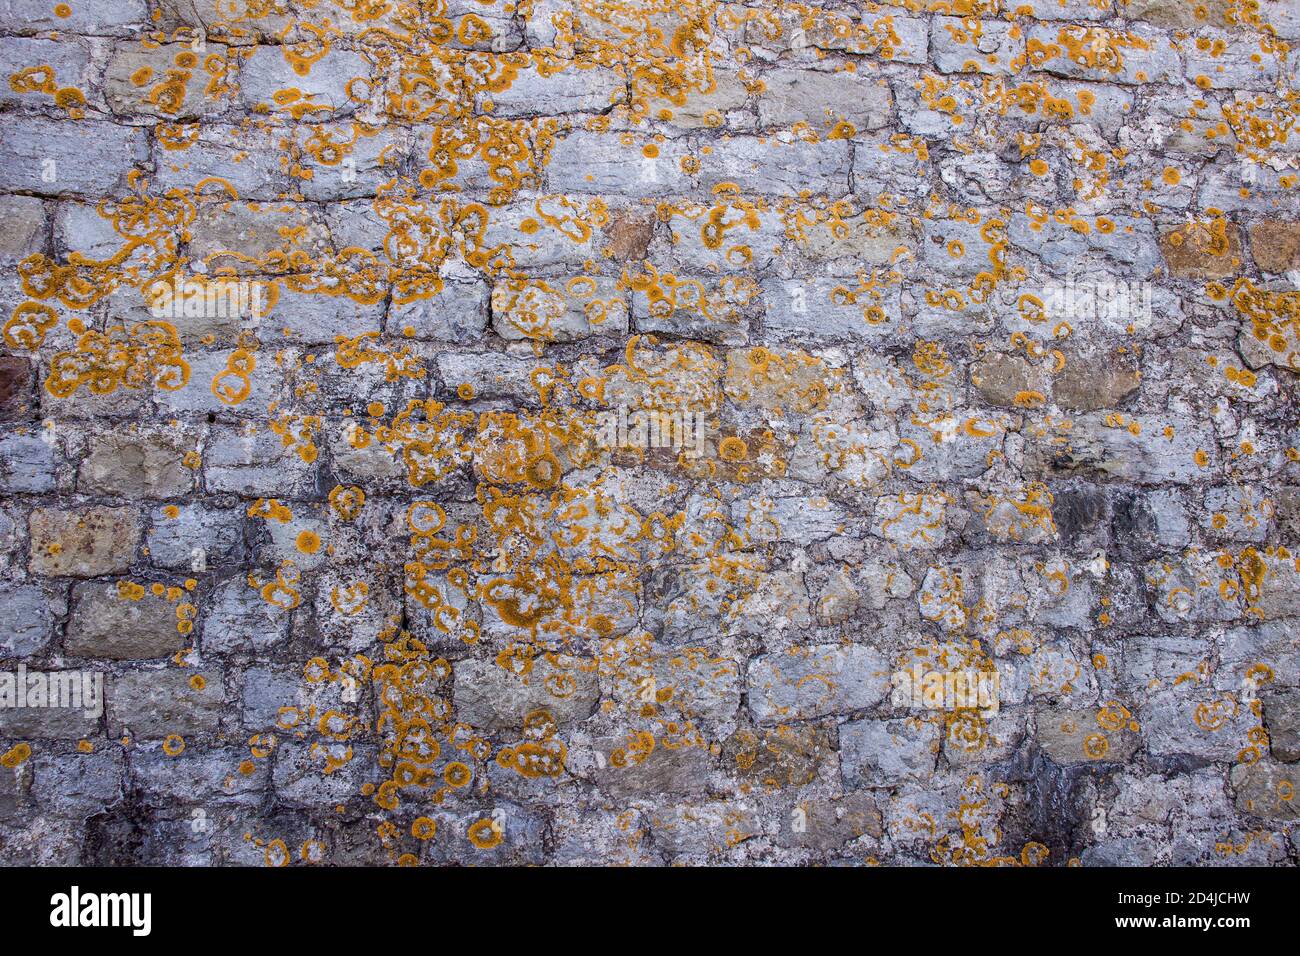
[723,347,838,414]
[264,839,290,867]
[1028,26,1153,76]
[249,499,294,523]
[467,818,503,849]
[9,64,86,117]
[4,302,59,350]
[44,321,189,398]
[1161,217,1243,278]
[1222,278,1300,372]
[717,435,748,464]
[1221,93,1297,163]
[1,743,32,768]
[328,485,365,520]
[256,561,302,610]
[295,529,322,554]
[212,347,256,405]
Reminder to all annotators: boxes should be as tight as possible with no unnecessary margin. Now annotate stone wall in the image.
[0,0,1298,866]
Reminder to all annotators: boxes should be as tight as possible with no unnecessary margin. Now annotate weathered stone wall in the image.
[0,0,1298,866]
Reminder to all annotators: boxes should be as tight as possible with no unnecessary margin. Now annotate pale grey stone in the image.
[748,644,891,723]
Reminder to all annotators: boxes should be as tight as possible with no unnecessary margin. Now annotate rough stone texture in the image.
[1250,220,1300,275]
[78,431,195,499]
[723,721,834,790]
[970,352,1045,407]
[1231,762,1300,822]
[748,645,892,723]
[0,582,61,657]
[64,581,187,661]
[0,0,1298,870]
[1263,689,1300,763]
[1036,707,1142,765]
[776,792,883,852]
[0,356,33,420]
[1052,350,1142,411]
[0,117,148,196]
[841,717,939,788]
[27,507,139,577]
[107,669,224,738]
[1160,223,1244,279]
[757,69,892,130]
[0,433,57,493]
[453,656,598,731]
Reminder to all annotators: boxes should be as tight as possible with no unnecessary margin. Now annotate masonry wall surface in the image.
[0,0,1298,866]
